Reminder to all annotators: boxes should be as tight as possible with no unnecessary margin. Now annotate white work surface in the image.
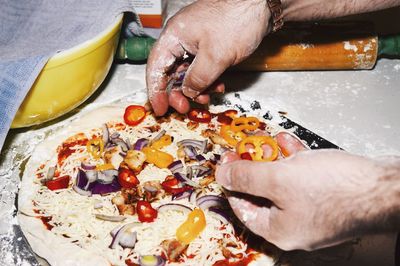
[1,2,400,266]
[3,61,399,265]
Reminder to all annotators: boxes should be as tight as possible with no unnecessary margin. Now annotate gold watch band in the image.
[266,0,284,32]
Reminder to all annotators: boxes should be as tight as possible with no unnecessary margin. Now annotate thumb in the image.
[182,48,230,99]
[216,160,285,202]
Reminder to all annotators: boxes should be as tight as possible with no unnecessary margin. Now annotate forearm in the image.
[282,0,400,21]
[365,157,400,233]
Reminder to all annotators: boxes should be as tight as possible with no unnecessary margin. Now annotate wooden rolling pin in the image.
[117,22,400,71]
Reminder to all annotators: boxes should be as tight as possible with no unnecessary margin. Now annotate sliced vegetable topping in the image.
[137,200,158,223]
[124,105,146,126]
[220,125,247,146]
[133,138,149,151]
[237,136,279,161]
[96,163,115,171]
[161,175,193,194]
[176,208,206,244]
[118,168,140,188]
[230,117,260,132]
[216,109,238,125]
[240,152,253,161]
[139,255,166,266]
[86,138,104,159]
[150,134,172,149]
[109,223,138,249]
[187,108,211,123]
[142,147,174,169]
[46,175,70,191]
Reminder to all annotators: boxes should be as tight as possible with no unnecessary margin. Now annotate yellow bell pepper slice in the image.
[231,117,260,132]
[237,136,279,162]
[220,125,247,146]
[150,134,172,149]
[176,208,206,245]
[142,147,174,169]
[86,138,104,159]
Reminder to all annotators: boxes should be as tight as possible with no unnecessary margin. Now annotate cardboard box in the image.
[132,0,168,28]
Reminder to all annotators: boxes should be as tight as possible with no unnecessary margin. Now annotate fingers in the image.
[276,132,309,157]
[194,94,210,105]
[216,160,287,202]
[220,151,240,164]
[182,48,230,99]
[227,195,273,240]
[168,90,191,114]
[146,35,185,116]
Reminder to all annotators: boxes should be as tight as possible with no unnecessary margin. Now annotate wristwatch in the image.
[266,0,284,32]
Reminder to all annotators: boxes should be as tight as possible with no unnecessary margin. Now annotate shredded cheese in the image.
[29,110,274,266]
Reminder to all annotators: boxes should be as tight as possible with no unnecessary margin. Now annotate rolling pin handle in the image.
[116,36,156,61]
[378,34,400,57]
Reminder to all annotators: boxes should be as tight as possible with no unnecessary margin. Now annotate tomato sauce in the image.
[213,253,259,266]
[34,209,53,230]
[57,136,88,165]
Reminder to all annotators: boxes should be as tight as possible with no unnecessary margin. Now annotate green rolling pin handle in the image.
[116,36,156,61]
[378,34,400,57]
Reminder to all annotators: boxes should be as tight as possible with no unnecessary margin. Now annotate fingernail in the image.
[182,86,200,99]
[215,164,232,189]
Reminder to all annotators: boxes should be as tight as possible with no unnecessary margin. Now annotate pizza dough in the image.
[18,104,286,266]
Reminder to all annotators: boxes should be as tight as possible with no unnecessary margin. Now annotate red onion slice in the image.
[91,178,121,195]
[198,198,227,210]
[183,146,197,159]
[110,132,120,139]
[167,160,184,173]
[134,138,149,151]
[208,207,230,224]
[151,129,166,143]
[76,169,95,191]
[41,166,56,184]
[172,189,193,201]
[97,169,118,184]
[109,223,138,249]
[73,185,92,196]
[112,138,129,152]
[191,165,211,177]
[95,214,127,222]
[174,173,200,188]
[195,154,206,164]
[81,162,96,171]
[157,203,192,214]
[189,190,199,205]
[102,124,110,144]
[197,195,227,206]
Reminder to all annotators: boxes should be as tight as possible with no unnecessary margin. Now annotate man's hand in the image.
[216,149,400,251]
[146,0,271,116]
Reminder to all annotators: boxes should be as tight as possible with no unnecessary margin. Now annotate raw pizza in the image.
[18,104,309,266]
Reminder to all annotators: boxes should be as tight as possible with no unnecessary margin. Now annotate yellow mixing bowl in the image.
[11,14,124,128]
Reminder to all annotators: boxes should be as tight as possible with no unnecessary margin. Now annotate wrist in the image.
[265,0,284,32]
[356,157,400,235]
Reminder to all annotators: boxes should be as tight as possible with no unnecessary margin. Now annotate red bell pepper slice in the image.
[124,105,146,126]
[187,108,211,123]
[161,176,192,194]
[46,175,70,191]
[216,109,238,125]
[240,152,253,161]
[137,200,158,223]
[118,168,140,189]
